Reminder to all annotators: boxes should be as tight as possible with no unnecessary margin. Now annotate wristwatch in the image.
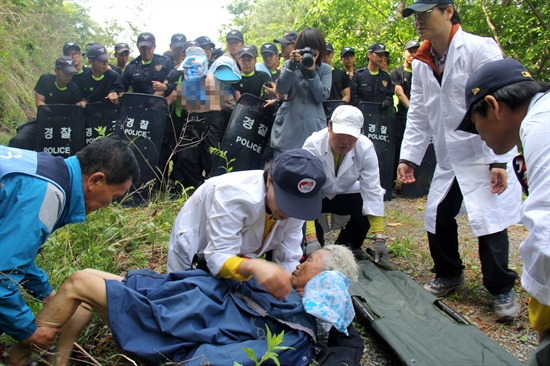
[374,233,387,240]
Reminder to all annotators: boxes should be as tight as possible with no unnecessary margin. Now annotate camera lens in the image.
[301,53,314,68]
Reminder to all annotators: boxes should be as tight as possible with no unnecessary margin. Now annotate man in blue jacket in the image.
[0,137,139,363]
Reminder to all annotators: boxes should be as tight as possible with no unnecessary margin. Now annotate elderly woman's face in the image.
[291,249,327,295]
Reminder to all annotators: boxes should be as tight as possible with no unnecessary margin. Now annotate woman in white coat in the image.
[397,0,522,322]
[167,149,326,300]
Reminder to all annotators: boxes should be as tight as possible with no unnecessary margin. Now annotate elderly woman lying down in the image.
[5,245,363,366]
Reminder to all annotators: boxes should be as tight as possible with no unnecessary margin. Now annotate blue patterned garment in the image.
[302,270,355,335]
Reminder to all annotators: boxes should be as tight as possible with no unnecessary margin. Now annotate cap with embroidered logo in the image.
[170,33,187,48]
[63,42,81,56]
[137,32,156,48]
[271,149,326,220]
[261,43,278,55]
[115,42,130,54]
[226,30,244,42]
[404,40,421,50]
[55,56,78,74]
[368,43,389,54]
[457,58,535,134]
[87,44,110,62]
[340,46,355,57]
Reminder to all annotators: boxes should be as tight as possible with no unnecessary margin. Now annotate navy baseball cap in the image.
[260,43,278,55]
[326,42,334,53]
[87,44,109,62]
[457,58,535,134]
[402,0,454,17]
[404,40,421,50]
[238,46,257,58]
[63,42,81,55]
[170,33,187,48]
[226,30,244,42]
[271,149,326,220]
[55,56,77,74]
[340,46,355,57]
[115,42,130,53]
[195,36,215,49]
[368,43,389,54]
[274,31,298,45]
[137,32,156,48]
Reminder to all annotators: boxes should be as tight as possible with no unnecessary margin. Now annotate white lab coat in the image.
[400,27,521,236]
[303,128,385,216]
[519,92,550,306]
[167,170,304,275]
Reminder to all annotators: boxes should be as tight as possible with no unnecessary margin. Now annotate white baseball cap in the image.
[330,105,363,138]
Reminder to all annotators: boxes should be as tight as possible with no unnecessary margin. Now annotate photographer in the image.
[270,27,332,158]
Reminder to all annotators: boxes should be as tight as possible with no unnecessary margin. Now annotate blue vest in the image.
[0,145,70,218]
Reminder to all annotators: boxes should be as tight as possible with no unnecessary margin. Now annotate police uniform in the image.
[34,74,82,105]
[122,54,174,95]
[82,69,125,103]
[350,67,394,106]
[328,67,350,101]
[233,70,271,98]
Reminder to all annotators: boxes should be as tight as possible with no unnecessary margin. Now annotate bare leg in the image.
[36,269,123,365]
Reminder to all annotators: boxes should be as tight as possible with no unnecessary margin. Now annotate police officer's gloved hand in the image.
[380,99,393,111]
[305,239,322,257]
[374,239,388,263]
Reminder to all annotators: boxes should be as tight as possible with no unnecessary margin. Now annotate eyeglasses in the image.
[413,9,433,21]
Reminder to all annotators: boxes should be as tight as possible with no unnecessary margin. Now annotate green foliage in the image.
[209,143,236,173]
[0,0,126,132]
[233,325,295,366]
[225,0,548,79]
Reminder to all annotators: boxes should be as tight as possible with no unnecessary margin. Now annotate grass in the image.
[0,192,536,365]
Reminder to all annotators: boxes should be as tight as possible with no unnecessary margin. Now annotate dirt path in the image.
[342,196,536,365]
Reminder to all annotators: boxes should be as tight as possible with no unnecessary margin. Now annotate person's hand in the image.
[152,81,167,92]
[381,99,392,110]
[263,81,276,96]
[305,239,322,257]
[239,259,291,300]
[490,167,508,195]
[397,163,416,184]
[22,326,61,351]
[263,99,279,109]
[374,239,388,263]
[107,92,119,104]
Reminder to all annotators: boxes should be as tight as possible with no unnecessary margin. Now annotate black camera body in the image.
[296,47,317,68]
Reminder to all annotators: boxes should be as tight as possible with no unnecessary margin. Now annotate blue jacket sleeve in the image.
[0,175,56,340]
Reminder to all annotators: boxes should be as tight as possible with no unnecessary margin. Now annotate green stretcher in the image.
[350,253,522,366]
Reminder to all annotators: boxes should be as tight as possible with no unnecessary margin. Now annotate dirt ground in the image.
[341,196,537,365]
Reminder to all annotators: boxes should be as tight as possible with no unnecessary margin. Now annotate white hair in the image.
[320,245,359,282]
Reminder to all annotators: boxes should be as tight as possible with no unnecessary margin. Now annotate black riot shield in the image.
[357,102,396,201]
[115,94,168,206]
[35,104,85,158]
[402,140,436,198]
[85,99,119,145]
[322,100,347,122]
[210,93,274,177]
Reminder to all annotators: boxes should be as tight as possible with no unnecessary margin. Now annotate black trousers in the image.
[428,179,517,295]
[315,193,370,250]
[171,111,225,189]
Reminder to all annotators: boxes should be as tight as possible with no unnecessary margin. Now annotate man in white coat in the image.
[458,58,550,365]
[302,105,387,262]
[167,149,326,300]
[397,0,522,322]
